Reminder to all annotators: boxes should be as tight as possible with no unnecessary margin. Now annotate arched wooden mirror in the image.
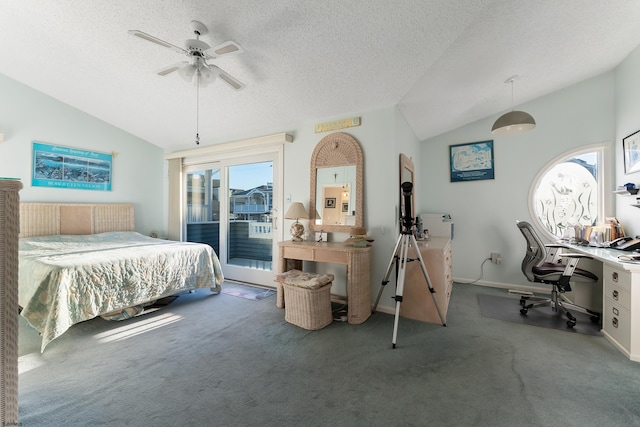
[309,133,364,233]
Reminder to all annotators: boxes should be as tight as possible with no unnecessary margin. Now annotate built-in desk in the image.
[565,243,640,362]
[278,240,371,324]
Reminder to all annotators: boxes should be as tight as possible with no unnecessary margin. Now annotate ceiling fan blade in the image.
[217,68,245,90]
[156,62,189,76]
[204,41,244,59]
[204,64,244,90]
[128,30,186,55]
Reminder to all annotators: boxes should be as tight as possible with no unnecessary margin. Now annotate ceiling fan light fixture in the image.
[491,110,536,135]
[198,67,217,86]
[491,75,536,135]
[178,65,195,82]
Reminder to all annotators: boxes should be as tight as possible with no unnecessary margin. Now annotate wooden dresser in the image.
[399,237,452,324]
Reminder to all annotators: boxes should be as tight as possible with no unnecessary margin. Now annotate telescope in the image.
[401,181,413,234]
[373,180,446,348]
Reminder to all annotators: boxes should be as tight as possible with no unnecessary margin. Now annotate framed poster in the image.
[449,140,494,182]
[623,130,640,174]
[32,142,112,191]
[325,197,336,208]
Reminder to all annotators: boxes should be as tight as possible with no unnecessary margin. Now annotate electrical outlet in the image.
[491,252,502,264]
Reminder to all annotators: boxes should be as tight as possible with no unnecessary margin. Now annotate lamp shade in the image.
[198,67,217,87]
[285,202,308,220]
[491,110,536,135]
[178,65,195,82]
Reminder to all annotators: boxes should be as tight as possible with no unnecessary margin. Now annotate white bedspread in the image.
[19,231,224,352]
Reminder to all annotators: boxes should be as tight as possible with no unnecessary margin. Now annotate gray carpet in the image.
[17,283,640,426]
[477,293,602,336]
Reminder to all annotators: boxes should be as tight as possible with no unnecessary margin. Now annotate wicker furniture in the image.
[277,240,371,324]
[275,269,334,330]
[0,179,21,426]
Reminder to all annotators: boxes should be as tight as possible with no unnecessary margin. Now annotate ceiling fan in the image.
[128,20,245,90]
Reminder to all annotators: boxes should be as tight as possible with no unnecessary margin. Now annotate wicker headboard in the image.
[19,203,135,237]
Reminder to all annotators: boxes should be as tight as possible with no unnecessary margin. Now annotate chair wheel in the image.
[590,314,601,323]
[520,308,528,315]
[566,319,576,328]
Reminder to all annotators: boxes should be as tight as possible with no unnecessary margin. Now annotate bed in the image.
[18,203,224,352]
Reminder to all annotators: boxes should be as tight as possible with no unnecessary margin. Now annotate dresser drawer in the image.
[603,265,631,292]
[603,298,631,350]
[604,282,631,310]
[283,246,314,261]
[315,250,347,264]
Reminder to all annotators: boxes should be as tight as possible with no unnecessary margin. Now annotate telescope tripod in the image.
[373,231,446,348]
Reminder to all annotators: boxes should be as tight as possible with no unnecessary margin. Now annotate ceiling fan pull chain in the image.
[195,71,200,145]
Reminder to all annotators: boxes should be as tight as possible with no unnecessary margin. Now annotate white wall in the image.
[394,105,421,219]
[0,74,165,235]
[420,72,616,288]
[615,46,640,237]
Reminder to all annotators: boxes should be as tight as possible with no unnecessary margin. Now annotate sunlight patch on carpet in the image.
[18,353,46,375]
[95,312,183,344]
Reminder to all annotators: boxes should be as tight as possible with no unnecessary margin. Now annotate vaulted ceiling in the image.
[2,1,640,152]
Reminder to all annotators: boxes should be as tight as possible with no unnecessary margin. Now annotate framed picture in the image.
[623,130,640,174]
[325,197,336,208]
[449,140,494,182]
[32,141,112,191]
[342,202,349,212]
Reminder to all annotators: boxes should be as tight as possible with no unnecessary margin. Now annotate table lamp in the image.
[285,202,308,241]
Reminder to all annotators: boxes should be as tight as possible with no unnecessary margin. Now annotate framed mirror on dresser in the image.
[309,132,364,233]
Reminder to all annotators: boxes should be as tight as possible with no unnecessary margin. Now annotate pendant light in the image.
[491,75,536,135]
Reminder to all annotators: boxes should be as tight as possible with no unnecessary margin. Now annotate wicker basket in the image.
[283,280,333,330]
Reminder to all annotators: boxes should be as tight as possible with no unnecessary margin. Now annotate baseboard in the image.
[372,305,395,315]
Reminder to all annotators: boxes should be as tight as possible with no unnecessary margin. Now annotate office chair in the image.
[516,220,601,328]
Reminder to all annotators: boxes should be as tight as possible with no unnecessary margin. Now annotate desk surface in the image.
[564,243,640,272]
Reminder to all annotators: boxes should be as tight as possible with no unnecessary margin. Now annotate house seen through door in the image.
[184,153,279,287]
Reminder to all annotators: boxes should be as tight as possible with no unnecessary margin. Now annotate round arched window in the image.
[530,145,607,240]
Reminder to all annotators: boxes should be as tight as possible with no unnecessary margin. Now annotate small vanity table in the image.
[278,240,372,324]
[281,132,371,324]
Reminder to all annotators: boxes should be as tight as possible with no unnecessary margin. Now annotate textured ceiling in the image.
[1,1,640,152]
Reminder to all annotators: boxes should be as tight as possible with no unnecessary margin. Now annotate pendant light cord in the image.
[510,78,514,111]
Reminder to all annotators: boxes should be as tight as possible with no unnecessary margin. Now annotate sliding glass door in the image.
[184,151,281,287]
[185,167,222,255]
